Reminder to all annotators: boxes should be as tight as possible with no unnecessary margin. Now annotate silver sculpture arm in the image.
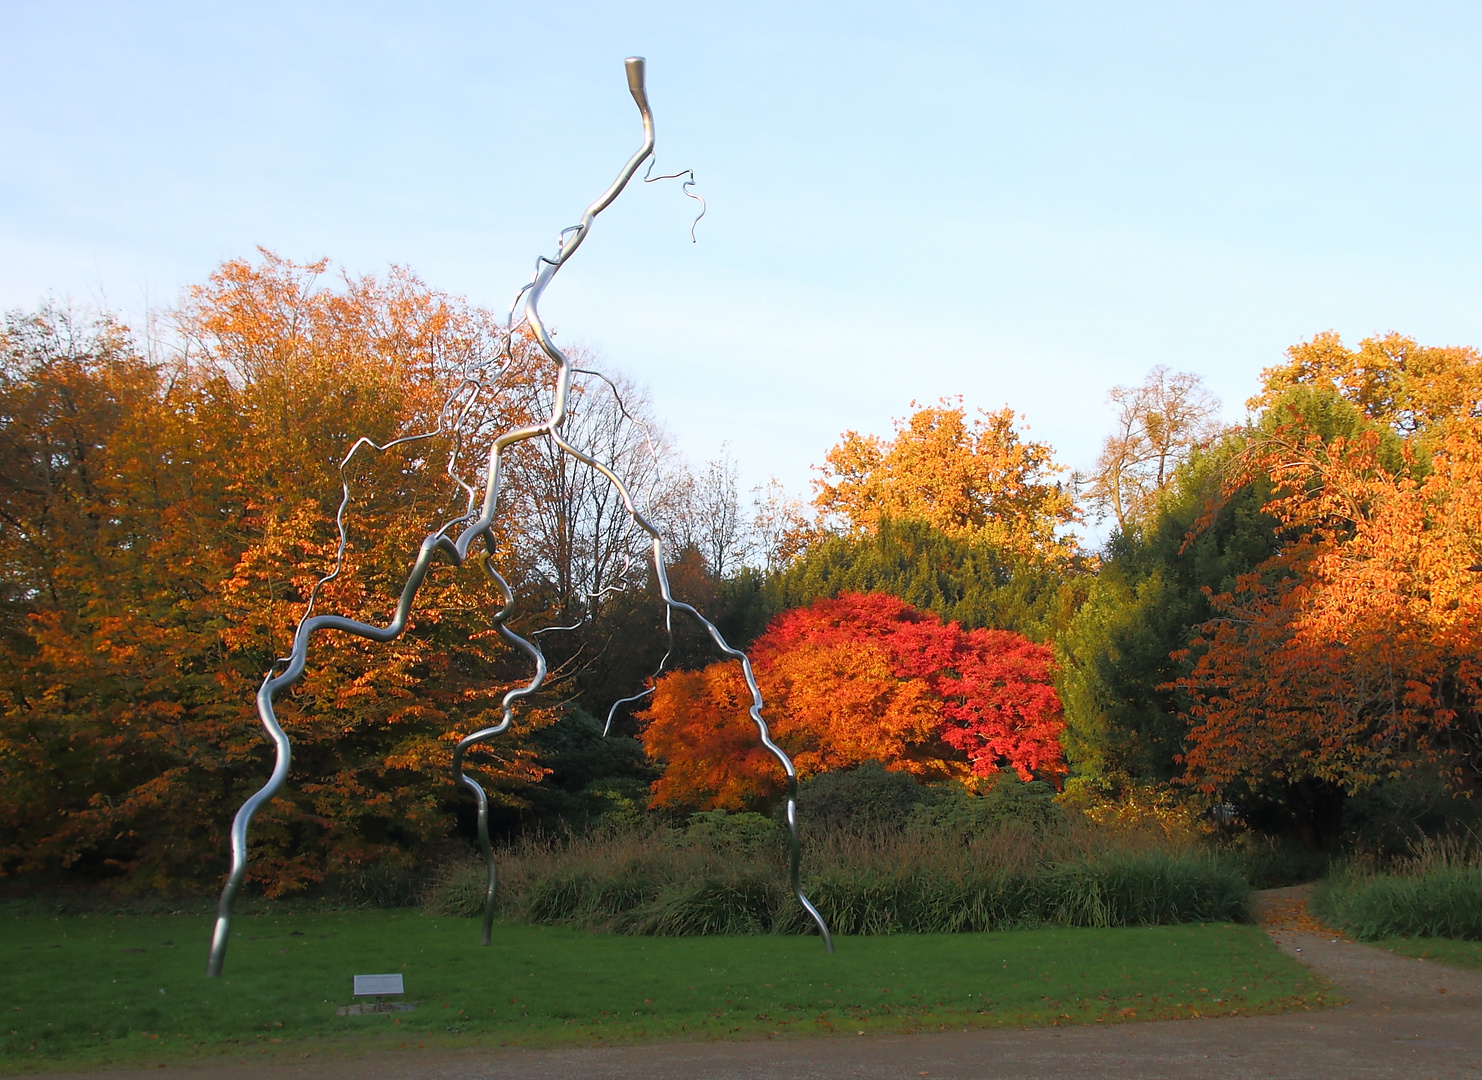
[206,57,831,978]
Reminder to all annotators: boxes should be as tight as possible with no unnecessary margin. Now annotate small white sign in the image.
[353,973,404,997]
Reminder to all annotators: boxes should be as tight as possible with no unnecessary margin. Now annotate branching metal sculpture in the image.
[206,57,833,978]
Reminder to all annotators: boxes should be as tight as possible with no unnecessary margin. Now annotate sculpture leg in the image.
[453,738,500,947]
[783,776,834,952]
[207,678,293,977]
[467,772,498,947]
[445,554,549,945]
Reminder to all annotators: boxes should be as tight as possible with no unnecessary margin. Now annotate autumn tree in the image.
[1250,330,1482,440]
[750,478,819,574]
[635,663,782,811]
[1062,337,1477,803]
[813,400,1079,564]
[672,445,754,579]
[1162,331,1482,839]
[1176,417,1482,800]
[640,592,1065,810]
[1086,366,1221,528]
[0,306,222,884]
[0,255,568,892]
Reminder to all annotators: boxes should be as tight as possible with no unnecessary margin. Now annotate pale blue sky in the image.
[4,2,1481,531]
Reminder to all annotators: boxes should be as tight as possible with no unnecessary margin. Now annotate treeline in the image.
[1061,336,1482,849]
[0,254,727,894]
[2,251,1480,897]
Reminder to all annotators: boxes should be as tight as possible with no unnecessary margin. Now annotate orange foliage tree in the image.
[1250,330,1482,439]
[1176,334,1482,797]
[0,254,563,892]
[640,592,1065,809]
[812,400,1079,564]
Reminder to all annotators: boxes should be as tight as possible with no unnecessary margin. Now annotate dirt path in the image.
[44,891,1482,1079]
[1253,884,1482,1013]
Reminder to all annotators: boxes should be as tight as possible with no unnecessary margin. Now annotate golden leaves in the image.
[1176,393,1482,794]
[0,256,555,890]
[812,400,1079,565]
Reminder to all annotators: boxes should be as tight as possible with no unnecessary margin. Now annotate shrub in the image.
[776,846,1244,935]
[907,771,1062,837]
[1223,837,1330,889]
[1339,772,1482,857]
[1315,867,1482,940]
[794,762,930,833]
[675,811,780,857]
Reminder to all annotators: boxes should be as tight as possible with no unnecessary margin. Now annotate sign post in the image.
[350,973,406,1014]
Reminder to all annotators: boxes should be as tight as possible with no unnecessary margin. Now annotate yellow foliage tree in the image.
[812,400,1078,563]
[1251,330,1482,440]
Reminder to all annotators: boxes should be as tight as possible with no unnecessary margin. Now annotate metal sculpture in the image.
[206,57,834,978]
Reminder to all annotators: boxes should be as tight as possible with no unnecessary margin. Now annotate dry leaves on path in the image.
[1251,885,1348,939]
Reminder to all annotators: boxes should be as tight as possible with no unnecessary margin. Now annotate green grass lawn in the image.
[0,910,1333,1073]
[1377,937,1482,971]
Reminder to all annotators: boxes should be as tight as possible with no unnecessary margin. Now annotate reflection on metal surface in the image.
[207,57,832,978]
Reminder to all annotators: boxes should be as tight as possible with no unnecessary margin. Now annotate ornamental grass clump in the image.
[425,807,1248,934]
[773,824,1245,935]
[1313,834,1482,941]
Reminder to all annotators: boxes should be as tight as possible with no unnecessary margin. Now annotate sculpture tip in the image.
[625,56,646,96]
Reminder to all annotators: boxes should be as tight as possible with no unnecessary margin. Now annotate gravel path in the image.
[49,889,1482,1079]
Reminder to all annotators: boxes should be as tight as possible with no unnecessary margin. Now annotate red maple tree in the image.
[640,592,1065,809]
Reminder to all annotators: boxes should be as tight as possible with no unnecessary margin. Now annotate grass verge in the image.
[1375,937,1482,972]
[0,910,1331,1073]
